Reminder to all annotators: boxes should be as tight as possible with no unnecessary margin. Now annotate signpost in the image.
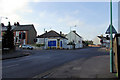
[105,1,117,73]
[105,0,117,73]
[110,0,113,73]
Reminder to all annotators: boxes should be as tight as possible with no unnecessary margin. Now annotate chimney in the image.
[1,23,4,27]
[73,30,76,33]
[17,22,20,26]
[60,31,62,35]
[14,22,17,26]
[45,31,47,33]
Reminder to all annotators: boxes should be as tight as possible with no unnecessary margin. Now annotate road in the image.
[2,47,109,78]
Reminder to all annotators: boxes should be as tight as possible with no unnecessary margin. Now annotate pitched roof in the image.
[72,31,82,38]
[97,36,111,40]
[37,30,67,39]
[13,24,35,31]
[2,25,16,31]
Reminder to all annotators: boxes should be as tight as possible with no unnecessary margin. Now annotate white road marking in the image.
[5,64,19,68]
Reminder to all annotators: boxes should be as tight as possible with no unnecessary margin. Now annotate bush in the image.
[67,42,75,45]
[35,44,45,47]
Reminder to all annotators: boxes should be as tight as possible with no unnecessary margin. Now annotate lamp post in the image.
[44,28,46,49]
[70,25,76,49]
[110,0,113,73]
[0,17,8,40]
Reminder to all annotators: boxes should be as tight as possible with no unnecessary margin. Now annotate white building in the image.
[66,30,83,49]
[97,35,110,48]
[36,30,68,49]
[93,36,101,45]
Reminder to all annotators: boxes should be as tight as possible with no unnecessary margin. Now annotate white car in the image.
[19,45,33,50]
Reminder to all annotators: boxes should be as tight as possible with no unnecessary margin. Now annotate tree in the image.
[2,22,15,50]
[82,40,93,46]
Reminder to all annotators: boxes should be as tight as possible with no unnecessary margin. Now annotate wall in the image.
[28,27,37,44]
[61,39,68,49]
[93,36,101,45]
[36,38,44,44]
[14,31,27,45]
[66,31,83,48]
[36,38,68,49]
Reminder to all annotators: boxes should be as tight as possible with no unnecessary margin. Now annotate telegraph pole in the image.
[110,0,113,73]
[44,28,46,49]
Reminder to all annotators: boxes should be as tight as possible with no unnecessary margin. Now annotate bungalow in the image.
[66,30,83,49]
[36,30,68,49]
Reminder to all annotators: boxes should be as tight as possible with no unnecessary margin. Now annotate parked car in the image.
[19,45,33,50]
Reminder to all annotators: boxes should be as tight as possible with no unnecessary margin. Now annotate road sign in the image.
[105,25,117,34]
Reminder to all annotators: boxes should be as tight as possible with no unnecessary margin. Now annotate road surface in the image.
[2,47,109,78]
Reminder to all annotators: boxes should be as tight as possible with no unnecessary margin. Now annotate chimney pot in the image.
[14,22,17,26]
[17,22,20,26]
[60,31,62,35]
[1,23,4,27]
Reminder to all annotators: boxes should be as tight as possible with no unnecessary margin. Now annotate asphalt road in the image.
[2,47,109,78]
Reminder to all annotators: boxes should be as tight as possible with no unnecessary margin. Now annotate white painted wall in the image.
[36,38,68,49]
[93,36,101,45]
[66,31,83,48]
[62,39,68,49]
[36,38,44,44]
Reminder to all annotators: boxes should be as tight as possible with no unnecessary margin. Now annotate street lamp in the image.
[44,28,46,49]
[0,17,8,40]
[70,25,77,49]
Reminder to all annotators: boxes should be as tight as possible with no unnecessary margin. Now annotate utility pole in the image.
[44,28,46,49]
[110,0,113,73]
[0,17,8,40]
[70,26,71,46]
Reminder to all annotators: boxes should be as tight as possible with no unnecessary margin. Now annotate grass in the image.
[116,73,118,77]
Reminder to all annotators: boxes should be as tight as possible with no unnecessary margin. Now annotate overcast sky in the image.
[0,0,118,40]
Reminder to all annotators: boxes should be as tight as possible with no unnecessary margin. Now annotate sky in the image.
[0,0,119,40]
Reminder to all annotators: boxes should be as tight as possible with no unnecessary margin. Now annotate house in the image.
[93,36,101,45]
[97,35,110,48]
[2,22,37,45]
[36,30,68,49]
[13,24,37,45]
[66,30,83,49]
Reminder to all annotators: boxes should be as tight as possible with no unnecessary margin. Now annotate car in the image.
[19,45,33,50]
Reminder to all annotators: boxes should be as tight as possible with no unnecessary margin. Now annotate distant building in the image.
[97,35,110,48]
[66,30,83,49]
[2,22,37,45]
[13,24,37,45]
[93,36,101,45]
[36,30,68,49]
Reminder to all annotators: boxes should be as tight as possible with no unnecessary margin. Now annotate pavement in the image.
[2,49,30,60]
[34,49,117,78]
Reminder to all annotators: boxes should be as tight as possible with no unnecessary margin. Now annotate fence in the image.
[113,33,120,78]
